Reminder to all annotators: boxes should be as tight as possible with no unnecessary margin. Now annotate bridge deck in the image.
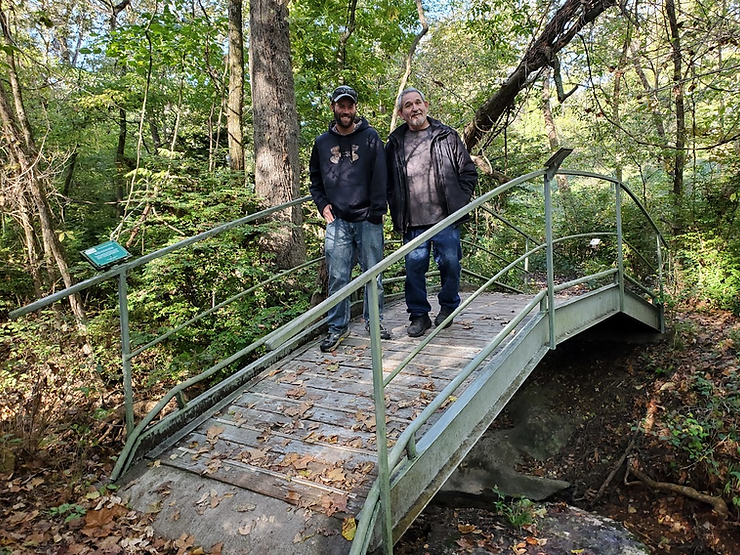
[155,292,534,520]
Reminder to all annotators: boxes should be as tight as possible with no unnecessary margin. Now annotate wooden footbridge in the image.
[10,152,666,554]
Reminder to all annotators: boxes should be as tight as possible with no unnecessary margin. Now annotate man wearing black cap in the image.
[309,85,391,352]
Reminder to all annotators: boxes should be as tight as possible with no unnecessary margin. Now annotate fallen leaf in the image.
[286,491,302,504]
[456,536,476,548]
[293,455,315,470]
[285,402,313,418]
[341,517,356,541]
[322,467,345,483]
[286,386,307,399]
[457,523,476,533]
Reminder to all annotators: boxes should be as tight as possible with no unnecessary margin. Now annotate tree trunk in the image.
[336,0,358,72]
[463,0,616,152]
[0,8,86,324]
[541,68,572,202]
[629,42,670,173]
[665,0,686,208]
[541,68,559,153]
[108,0,131,218]
[16,192,44,297]
[227,0,245,172]
[115,106,126,218]
[610,33,631,184]
[249,0,306,269]
[390,0,428,131]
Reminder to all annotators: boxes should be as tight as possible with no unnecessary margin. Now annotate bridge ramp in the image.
[120,292,535,554]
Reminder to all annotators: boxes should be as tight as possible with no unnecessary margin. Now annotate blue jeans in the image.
[404,224,461,318]
[325,219,385,333]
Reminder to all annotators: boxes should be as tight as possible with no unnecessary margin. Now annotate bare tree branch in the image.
[463,0,617,151]
[390,0,428,130]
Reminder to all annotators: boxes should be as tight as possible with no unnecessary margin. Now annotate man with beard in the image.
[386,87,478,337]
[309,85,391,352]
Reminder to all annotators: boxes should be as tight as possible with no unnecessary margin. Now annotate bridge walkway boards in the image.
[121,292,535,555]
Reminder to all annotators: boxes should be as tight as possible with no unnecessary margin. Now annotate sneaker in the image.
[320,328,350,352]
[407,314,432,337]
[365,321,391,340]
[435,307,455,328]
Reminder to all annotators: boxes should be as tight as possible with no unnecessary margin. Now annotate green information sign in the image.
[81,240,131,270]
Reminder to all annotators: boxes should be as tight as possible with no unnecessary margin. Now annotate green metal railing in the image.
[10,196,318,439]
[340,153,668,554]
[9,150,667,555]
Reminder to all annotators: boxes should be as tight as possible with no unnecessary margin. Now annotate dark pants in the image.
[403,225,461,319]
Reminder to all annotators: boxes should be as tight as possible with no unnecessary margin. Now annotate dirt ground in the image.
[395,329,740,555]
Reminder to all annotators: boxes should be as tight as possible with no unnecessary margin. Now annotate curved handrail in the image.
[113,168,554,481]
[9,195,313,319]
[9,157,667,554]
[560,169,667,248]
[347,168,667,554]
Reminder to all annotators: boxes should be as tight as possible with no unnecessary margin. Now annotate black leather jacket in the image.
[386,117,477,233]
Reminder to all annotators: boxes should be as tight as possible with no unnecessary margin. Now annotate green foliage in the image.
[0,312,109,471]
[725,465,740,509]
[658,368,740,502]
[490,486,539,528]
[663,412,711,461]
[290,0,419,139]
[0,244,36,316]
[728,326,740,358]
[48,503,87,523]
[675,231,740,315]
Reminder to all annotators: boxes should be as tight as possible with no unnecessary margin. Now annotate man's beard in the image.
[335,116,354,130]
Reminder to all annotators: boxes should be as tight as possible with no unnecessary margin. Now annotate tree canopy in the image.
[1,0,739,327]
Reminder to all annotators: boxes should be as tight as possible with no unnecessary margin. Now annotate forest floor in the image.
[395,307,740,555]
[1,305,739,554]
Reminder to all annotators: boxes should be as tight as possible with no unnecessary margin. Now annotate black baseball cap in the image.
[331,86,358,104]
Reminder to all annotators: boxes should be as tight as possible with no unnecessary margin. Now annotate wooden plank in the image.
[162,446,370,515]
[257,361,456,398]
[151,292,537,520]
[227,387,437,437]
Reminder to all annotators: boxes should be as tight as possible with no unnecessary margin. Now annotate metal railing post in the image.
[656,234,665,333]
[524,238,530,289]
[118,270,134,436]
[615,183,625,312]
[367,279,392,554]
[543,148,572,350]
[543,173,556,349]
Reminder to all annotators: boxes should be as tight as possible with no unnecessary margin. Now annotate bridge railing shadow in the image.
[9,151,667,554]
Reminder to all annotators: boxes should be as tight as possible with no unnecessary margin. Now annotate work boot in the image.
[407,314,432,337]
[435,307,455,328]
[320,328,350,352]
[365,321,392,340]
